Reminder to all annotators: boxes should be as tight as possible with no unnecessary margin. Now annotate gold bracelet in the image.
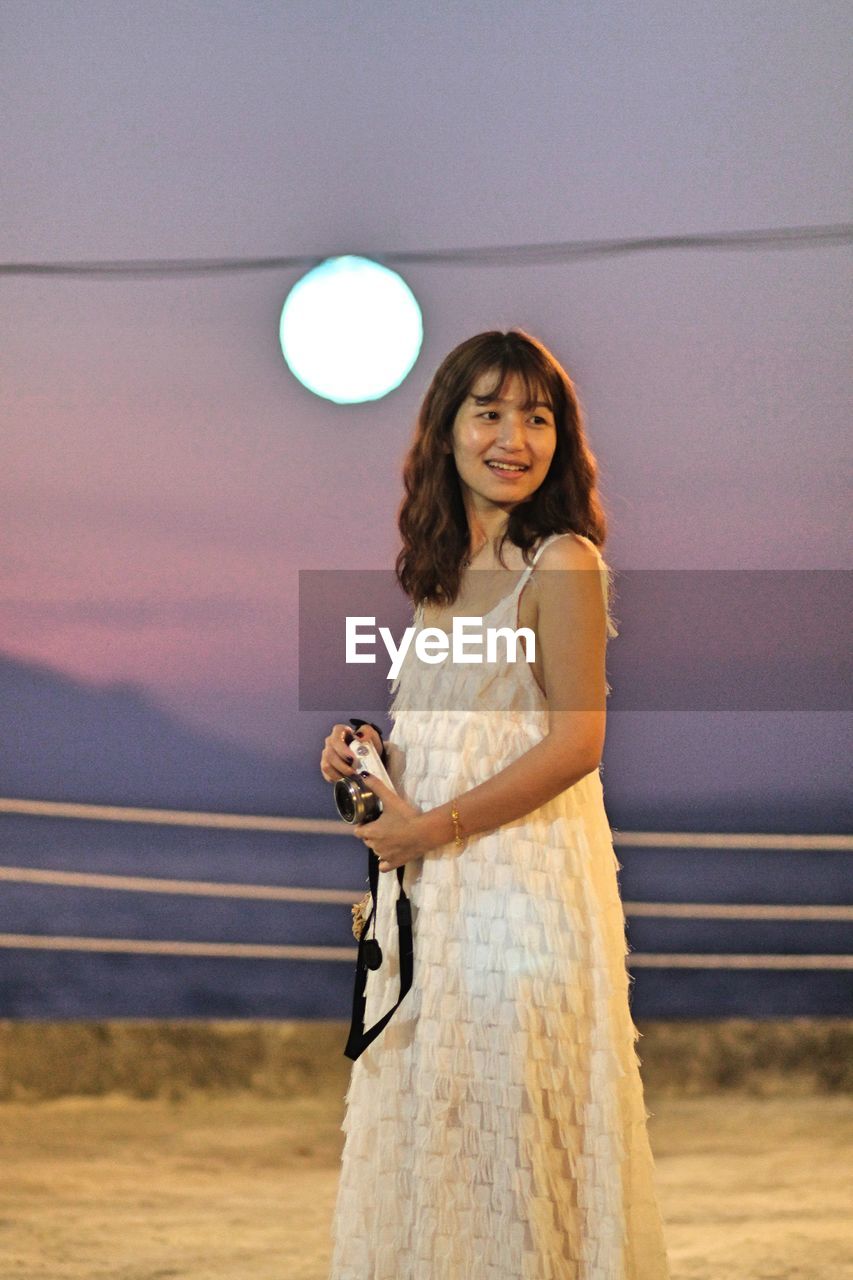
[450,799,465,851]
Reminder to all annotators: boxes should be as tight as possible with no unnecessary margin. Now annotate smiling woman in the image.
[321,329,671,1279]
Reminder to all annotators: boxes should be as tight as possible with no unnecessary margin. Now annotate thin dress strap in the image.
[509,533,566,599]
[516,532,619,640]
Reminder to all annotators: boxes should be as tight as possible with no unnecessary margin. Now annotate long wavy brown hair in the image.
[396,329,608,605]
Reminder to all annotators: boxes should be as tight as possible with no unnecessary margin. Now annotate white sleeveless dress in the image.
[329,534,671,1280]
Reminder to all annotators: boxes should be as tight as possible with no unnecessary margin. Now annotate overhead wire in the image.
[1,222,850,280]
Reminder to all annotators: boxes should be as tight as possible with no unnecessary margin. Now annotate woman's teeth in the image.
[486,461,528,472]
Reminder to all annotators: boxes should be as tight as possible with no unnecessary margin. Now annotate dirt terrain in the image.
[1,1090,850,1279]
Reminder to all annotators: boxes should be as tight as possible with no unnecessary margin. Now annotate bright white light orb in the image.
[279,255,423,404]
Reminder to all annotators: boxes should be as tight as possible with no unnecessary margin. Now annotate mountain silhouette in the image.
[0,650,318,814]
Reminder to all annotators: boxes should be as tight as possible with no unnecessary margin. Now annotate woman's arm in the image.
[416,534,608,848]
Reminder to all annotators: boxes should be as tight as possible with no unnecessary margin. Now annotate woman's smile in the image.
[484,458,531,478]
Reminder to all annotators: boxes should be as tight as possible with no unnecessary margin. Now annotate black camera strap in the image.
[343,849,413,1061]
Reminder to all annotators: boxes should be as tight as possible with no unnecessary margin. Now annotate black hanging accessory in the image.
[343,849,413,1061]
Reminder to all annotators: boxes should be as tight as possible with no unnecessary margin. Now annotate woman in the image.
[321,330,671,1279]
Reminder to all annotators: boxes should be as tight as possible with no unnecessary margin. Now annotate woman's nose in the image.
[496,411,525,447]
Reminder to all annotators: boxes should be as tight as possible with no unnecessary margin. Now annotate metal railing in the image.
[1,796,850,968]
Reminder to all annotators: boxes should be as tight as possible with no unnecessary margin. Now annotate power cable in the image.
[1,222,850,280]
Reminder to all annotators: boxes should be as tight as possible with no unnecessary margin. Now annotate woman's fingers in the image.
[320,722,386,782]
[354,723,384,756]
[320,724,358,782]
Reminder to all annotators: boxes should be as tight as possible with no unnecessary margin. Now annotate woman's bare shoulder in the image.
[535,532,603,572]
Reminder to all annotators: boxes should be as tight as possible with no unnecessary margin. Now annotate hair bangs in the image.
[467,343,558,415]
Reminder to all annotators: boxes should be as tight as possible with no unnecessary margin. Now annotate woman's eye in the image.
[476,409,551,425]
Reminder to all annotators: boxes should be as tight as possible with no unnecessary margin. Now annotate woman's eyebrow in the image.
[471,393,553,410]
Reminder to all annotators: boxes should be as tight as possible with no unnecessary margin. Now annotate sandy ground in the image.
[0,1091,850,1280]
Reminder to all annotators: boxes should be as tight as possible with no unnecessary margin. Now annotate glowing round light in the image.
[279,255,423,404]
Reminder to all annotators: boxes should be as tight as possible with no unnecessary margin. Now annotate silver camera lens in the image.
[334,775,382,825]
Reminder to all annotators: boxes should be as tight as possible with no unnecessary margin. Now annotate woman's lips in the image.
[485,460,530,479]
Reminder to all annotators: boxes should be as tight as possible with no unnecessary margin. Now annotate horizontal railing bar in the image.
[0,933,353,960]
[630,953,853,969]
[0,797,345,835]
[1,798,850,850]
[615,831,852,851]
[0,933,850,968]
[0,866,359,904]
[624,901,853,921]
[0,865,850,920]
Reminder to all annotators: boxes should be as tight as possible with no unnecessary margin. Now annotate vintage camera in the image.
[334,733,396,824]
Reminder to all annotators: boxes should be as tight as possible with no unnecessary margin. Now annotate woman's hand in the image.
[320,723,358,782]
[352,775,430,872]
[320,722,385,783]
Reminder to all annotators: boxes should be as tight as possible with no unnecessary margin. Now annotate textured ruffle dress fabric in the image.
[329,534,671,1279]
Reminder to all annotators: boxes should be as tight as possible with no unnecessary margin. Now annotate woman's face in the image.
[448,369,557,517]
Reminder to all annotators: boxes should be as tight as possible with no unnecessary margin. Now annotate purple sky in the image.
[1,1,850,784]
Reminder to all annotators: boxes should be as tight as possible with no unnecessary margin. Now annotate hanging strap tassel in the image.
[344,848,413,1061]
